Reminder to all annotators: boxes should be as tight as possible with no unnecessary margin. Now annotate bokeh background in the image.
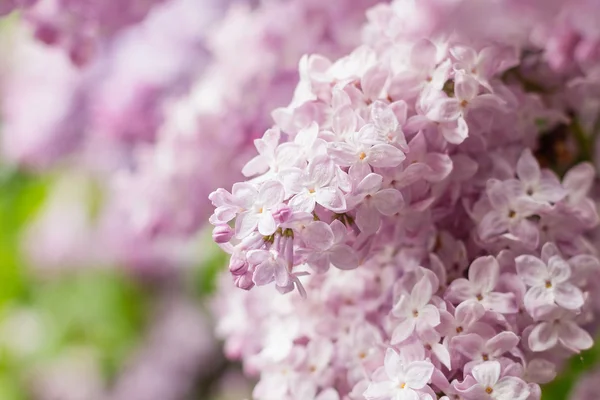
[0,1,599,399]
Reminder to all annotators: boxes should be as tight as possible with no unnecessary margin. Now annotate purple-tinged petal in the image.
[528,322,558,352]
[404,361,434,389]
[391,317,417,344]
[487,331,519,357]
[303,221,334,251]
[554,283,584,310]
[558,321,593,352]
[258,212,277,236]
[329,244,359,270]
[426,98,461,122]
[547,256,571,283]
[455,72,479,102]
[372,189,404,216]
[316,187,346,212]
[524,286,554,311]
[469,256,499,293]
[383,347,403,378]
[259,180,285,208]
[235,211,260,239]
[516,255,548,287]
[472,361,501,387]
[367,144,406,167]
[516,149,541,184]
[493,377,530,400]
[446,279,474,303]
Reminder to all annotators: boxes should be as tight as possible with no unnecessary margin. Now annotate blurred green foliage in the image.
[0,167,149,397]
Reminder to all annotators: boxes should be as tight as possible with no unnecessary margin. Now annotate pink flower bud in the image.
[229,256,248,276]
[213,224,234,244]
[273,204,292,224]
[234,273,254,291]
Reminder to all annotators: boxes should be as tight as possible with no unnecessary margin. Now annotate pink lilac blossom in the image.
[210,0,600,399]
[1,0,378,276]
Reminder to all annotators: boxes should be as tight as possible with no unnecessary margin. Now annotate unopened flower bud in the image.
[213,224,234,244]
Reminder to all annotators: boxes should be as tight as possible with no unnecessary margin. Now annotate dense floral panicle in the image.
[211,0,600,399]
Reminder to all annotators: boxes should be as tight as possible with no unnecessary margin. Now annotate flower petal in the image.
[404,361,434,389]
[558,321,593,352]
[554,283,584,310]
[528,322,558,352]
[372,189,404,216]
[468,256,499,293]
[472,361,501,387]
[367,144,406,167]
[515,255,548,287]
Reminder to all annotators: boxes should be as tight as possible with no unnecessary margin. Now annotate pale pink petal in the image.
[469,256,499,293]
[259,180,285,208]
[364,380,395,399]
[412,276,434,308]
[332,105,357,137]
[289,192,317,213]
[242,155,268,177]
[547,256,571,283]
[278,168,305,195]
[426,98,461,122]
[484,292,518,314]
[424,153,453,182]
[455,72,479,101]
[450,46,477,68]
[329,244,359,270]
[516,149,541,184]
[455,301,486,327]
[404,361,434,389]
[362,66,388,100]
[472,361,501,387]
[391,318,417,344]
[383,347,403,378]
[554,283,584,310]
[309,156,336,188]
[367,144,406,167]
[558,321,593,352]
[274,262,290,287]
[528,322,558,352]
[316,187,346,212]
[372,189,404,215]
[445,279,474,303]
[303,221,334,251]
[453,333,484,360]
[478,210,509,241]
[418,305,441,328]
[493,377,530,400]
[232,182,259,209]
[524,286,554,310]
[235,211,260,239]
[253,262,275,286]
[515,255,548,286]
[246,249,269,265]
[356,173,383,197]
[431,343,452,370]
[441,117,469,144]
[258,212,277,236]
[487,331,519,357]
[356,204,382,234]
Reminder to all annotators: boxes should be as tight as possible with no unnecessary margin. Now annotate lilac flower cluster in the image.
[211,0,600,399]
